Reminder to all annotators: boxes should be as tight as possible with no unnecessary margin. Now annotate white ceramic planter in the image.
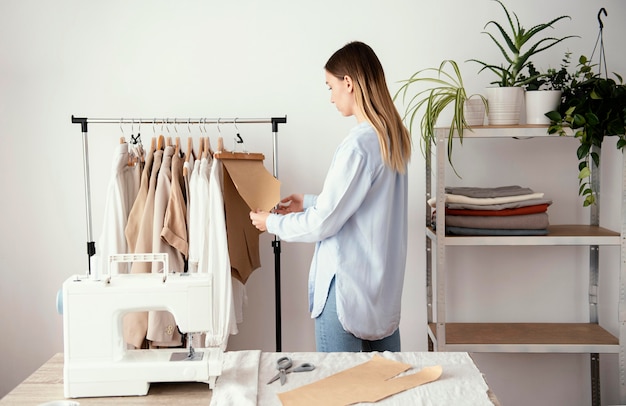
[463,96,486,126]
[525,90,562,125]
[486,87,524,125]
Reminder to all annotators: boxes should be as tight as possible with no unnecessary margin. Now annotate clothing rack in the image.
[71,114,287,351]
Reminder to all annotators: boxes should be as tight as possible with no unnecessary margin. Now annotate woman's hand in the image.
[250,210,270,232]
[274,194,304,215]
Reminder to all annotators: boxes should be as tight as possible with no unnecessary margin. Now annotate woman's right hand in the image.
[274,194,304,214]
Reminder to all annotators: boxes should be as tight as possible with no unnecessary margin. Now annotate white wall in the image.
[1,1,625,405]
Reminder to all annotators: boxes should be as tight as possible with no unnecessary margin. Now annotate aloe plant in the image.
[394,59,487,175]
[469,0,577,87]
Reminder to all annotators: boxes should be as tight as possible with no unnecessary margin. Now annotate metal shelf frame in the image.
[425,125,626,405]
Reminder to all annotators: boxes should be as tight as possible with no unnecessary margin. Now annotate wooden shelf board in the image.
[428,322,618,347]
[426,224,620,246]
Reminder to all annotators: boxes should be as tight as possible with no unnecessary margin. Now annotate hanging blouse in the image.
[97,143,140,276]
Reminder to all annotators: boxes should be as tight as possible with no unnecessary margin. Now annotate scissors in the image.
[267,356,315,385]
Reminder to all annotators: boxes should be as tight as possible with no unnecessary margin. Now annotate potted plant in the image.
[547,55,626,206]
[523,52,572,124]
[394,59,487,174]
[468,0,576,125]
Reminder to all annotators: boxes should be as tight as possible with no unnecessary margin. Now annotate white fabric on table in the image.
[211,351,495,405]
[210,350,260,406]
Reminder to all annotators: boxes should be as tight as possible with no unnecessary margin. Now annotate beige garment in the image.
[151,146,183,272]
[277,354,442,406]
[122,148,163,349]
[125,147,154,253]
[161,151,189,259]
[147,146,182,347]
[219,158,280,283]
[222,167,261,284]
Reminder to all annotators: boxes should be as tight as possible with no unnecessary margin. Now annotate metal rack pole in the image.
[271,116,286,352]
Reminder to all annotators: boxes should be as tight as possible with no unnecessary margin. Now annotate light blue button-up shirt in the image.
[266,122,408,340]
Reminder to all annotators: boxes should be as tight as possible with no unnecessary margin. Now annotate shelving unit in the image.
[425,125,625,405]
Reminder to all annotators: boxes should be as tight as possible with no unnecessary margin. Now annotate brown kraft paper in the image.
[277,354,443,406]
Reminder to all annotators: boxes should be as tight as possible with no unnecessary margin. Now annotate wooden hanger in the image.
[186,137,194,162]
[213,136,264,160]
[120,136,132,166]
[157,135,165,150]
[198,137,205,158]
[203,136,213,159]
[150,136,156,152]
[183,137,193,177]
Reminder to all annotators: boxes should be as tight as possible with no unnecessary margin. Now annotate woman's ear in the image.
[343,75,354,92]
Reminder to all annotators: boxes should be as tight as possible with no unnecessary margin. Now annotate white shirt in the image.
[206,159,237,347]
[97,143,140,276]
[187,157,237,349]
[266,122,408,340]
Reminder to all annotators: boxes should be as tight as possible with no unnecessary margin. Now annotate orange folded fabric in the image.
[445,203,549,216]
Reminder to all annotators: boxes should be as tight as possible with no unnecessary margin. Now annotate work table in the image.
[1,351,499,405]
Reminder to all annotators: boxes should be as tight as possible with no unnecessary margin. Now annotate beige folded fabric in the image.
[277,354,442,406]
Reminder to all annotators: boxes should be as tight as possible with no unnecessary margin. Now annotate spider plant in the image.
[394,59,487,175]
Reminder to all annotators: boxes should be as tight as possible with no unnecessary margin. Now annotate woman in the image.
[250,41,411,352]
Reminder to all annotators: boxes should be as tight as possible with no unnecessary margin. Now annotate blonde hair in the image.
[325,41,411,173]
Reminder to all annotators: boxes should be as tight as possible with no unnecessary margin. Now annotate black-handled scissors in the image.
[267,356,315,385]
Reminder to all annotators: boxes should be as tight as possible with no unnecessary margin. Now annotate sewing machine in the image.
[61,254,223,398]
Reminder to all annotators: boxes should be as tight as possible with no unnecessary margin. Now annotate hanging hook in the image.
[133,120,142,145]
[120,118,124,136]
[597,7,607,29]
[234,118,243,143]
[217,118,222,134]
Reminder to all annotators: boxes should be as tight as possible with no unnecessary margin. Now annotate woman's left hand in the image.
[250,210,270,232]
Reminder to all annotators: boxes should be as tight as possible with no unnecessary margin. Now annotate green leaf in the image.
[576,143,590,160]
[583,195,595,207]
[578,166,591,179]
[545,110,562,121]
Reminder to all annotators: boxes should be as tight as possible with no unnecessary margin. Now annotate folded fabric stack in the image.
[429,185,552,236]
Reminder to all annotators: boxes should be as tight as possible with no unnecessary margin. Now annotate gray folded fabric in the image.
[444,198,553,211]
[444,212,549,230]
[444,185,534,198]
[445,226,549,236]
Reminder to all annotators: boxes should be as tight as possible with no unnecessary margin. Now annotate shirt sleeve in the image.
[266,144,374,243]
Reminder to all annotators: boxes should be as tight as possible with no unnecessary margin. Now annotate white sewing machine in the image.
[61,254,223,398]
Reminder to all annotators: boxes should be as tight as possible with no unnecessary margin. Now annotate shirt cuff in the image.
[266,213,278,235]
[303,194,318,209]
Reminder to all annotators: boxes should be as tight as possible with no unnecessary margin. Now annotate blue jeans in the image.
[315,277,401,352]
